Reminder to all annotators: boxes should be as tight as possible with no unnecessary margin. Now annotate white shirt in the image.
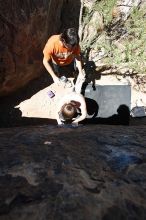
[56,92,87,125]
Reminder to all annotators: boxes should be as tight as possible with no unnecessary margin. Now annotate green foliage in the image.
[94,0,117,25]
[123,6,146,73]
[81,1,146,74]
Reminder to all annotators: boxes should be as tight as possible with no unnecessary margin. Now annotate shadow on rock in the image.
[82,104,130,126]
[0,72,55,128]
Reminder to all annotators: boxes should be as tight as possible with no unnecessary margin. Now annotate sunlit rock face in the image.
[0,0,64,96]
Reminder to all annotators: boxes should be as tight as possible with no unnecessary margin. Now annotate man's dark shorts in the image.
[52,61,77,78]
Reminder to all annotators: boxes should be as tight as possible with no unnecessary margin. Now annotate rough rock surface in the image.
[0,0,64,96]
[0,124,146,220]
[0,0,81,96]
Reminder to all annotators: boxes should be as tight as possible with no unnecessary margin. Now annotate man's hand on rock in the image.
[53,76,60,86]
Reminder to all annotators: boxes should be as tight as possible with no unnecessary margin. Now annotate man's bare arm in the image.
[72,95,87,123]
[43,57,60,84]
[75,57,84,77]
[75,57,85,93]
[56,105,63,125]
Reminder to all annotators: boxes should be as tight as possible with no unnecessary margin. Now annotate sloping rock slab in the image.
[0,124,146,220]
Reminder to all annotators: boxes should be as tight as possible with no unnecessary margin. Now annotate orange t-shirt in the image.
[43,35,81,66]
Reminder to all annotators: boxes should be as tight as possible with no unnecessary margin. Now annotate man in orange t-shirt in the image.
[43,28,85,92]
